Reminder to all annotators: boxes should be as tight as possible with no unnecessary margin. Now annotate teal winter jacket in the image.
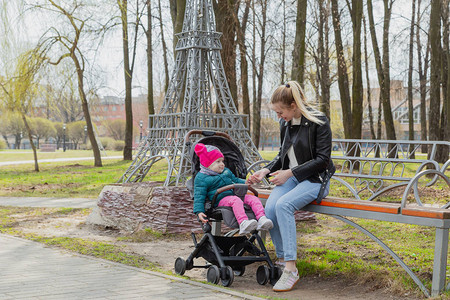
[193,167,245,215]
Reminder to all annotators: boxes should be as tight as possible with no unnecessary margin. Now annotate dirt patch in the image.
[6,208,425,300]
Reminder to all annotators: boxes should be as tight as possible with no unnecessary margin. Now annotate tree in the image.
[145,0,155,128]
[367,0,397,143]
[170,0,186,54]
[0,49,44,171]
[30,117,57,148]
[429,0,441,147]
[416,0,430,153]
[118,0,144,160]
[407,0,417,158]
[233,0,251,120]
[67,121,86,149]
[214,0,238,108]
[104,119,126,140]
[157,0,169,92]
[291,0,307,86]
[251,0,269,149]
[330,0,352,139]
[36,0,102,167]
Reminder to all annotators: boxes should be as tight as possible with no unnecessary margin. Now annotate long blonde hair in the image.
[270,81,325,125]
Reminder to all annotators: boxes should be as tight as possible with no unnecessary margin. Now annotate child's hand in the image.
[197,212,208,223]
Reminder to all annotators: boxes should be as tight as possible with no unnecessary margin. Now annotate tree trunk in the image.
[331,0,352,138]
[281,0,287,84]
[234,0,251,121]
[252,0,268,149]
[147,0,154,128]
[21,113,39,172]
[367,0,396,143]
[173,0,186,54]
[318,0,331,119]
[429,0,441,147]
[119,0,134,161]
[291,0,307,86]
[158,0,170,92]
[215,0,238,109]
[416,0,429,152]
[437,0,449,162]
[351,0,363,139]
[408,0,416,158]
[363,15,376,139]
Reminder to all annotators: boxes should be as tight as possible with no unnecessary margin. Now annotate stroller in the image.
[174,130,282,287]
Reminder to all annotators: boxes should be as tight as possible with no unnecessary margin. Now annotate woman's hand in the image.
[269,169,293,186]
[247,168,270,184]
[197,212,208,223]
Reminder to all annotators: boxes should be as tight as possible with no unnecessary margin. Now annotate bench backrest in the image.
[331,139,449,201]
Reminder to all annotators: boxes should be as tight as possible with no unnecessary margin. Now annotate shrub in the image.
[112,140,125,151]
[99,137,116,150]
[0,138,6,149]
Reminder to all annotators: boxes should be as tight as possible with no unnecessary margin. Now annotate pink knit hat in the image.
[194,143,224,168]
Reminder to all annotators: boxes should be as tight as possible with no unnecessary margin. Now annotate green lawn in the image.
[0,149,123,162]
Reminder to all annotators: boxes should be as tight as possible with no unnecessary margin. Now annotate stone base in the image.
[87,182,315,234]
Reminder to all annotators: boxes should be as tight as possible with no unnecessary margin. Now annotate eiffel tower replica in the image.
[119,0,262,186]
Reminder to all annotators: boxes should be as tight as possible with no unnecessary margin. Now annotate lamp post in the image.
[139,120,143,141]
[63,123,66,152]
[84,125,87,145]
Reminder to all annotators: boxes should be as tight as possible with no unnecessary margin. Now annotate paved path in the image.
[0,156,122,166]
[0,198,262,299]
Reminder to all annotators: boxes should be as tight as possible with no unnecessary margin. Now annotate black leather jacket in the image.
[264,114,335,197]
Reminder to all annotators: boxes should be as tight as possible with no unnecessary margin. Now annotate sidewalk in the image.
[0,156,122,166]
[0,198,262,299]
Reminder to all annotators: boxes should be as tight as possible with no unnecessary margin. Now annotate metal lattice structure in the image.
[119,0,262,186]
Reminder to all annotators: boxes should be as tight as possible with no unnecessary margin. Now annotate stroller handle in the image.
[210,184,259,208]
[184,130,232,144]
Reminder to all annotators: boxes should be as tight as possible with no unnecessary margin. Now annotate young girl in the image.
[193,143,273,235]
[248,81,335,292]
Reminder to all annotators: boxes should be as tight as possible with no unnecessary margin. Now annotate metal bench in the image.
[255,139,449,297]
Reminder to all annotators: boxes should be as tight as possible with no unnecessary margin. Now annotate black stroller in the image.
[174,130,282,287]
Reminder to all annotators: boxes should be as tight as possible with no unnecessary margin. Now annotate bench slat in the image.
[310,197,401,214]
[402,206,450,219]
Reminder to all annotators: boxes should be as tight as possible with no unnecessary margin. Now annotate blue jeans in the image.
[265,177,330,261]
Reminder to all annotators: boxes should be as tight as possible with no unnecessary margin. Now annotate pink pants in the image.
[218,194,266,224]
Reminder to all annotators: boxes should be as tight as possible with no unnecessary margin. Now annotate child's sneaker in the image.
[239,219,257,235]
[256,216,273,231]
[273,269,299,292]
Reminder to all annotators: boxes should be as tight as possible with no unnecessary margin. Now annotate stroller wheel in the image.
[233,265,245,276]
[174,257,186,275]
[206,265,220,284]
[256,265,270,285]
[269,266,283,285]
[221,266,234,287]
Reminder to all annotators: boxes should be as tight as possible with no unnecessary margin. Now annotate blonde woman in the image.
[248,81,335,292]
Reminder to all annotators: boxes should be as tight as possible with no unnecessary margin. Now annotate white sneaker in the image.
[273,269,299,292]
[256,216,274,231]
[239,219,257,235]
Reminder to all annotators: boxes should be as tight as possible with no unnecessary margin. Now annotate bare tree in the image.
[330,0,352,138]
[291,0,307,86]
[251,0,269,148]
[118,0,144,160]
[407,0,416,159]
[36,0,102,166]
[416,0,430,153]
[363,15,376,139]
[233,0,251,118]
[429,0,441,148]
[214,0,238,108]
[367,0,397,144]
[158,0,170,92]
[145,0,155,127]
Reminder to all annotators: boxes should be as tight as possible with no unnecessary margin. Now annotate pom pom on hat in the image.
[194,143,224,168]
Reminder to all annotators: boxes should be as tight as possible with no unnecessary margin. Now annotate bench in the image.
[40,143,56,152]
[253,139,450,298]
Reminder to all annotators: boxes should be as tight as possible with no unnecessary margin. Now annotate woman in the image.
[248,81,335,292]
